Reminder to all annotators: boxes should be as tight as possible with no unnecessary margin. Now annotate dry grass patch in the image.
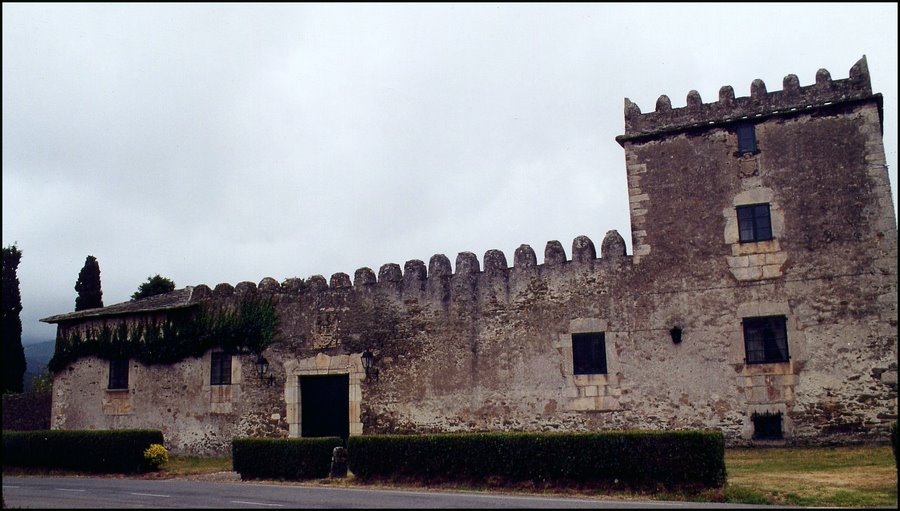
[160,455,232,476]
[725,445,897,507]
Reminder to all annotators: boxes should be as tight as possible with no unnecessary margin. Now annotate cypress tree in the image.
[74,255,104,311]
[2,244,26,393]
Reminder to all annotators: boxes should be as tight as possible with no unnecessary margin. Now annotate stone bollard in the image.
[329,446,348,478]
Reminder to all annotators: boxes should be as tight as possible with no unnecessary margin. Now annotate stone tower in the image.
[616,56,898,440]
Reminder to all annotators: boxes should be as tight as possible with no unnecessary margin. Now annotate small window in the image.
[211,352,232,385]
[108,358,129,390]
[743,316,790,364]
[737,203,773,242]
[751,411,784,440]
[736,124,758,155]
[670,326,683,344]
[572,332,607,375]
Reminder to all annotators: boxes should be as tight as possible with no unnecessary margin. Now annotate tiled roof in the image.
[40,287,199,324]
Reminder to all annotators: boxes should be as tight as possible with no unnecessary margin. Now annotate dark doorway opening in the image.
[300,374,349,441]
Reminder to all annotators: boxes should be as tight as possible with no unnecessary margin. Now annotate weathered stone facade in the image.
[43,57,897,455]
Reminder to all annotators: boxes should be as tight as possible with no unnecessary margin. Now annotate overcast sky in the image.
[3,3,898,344]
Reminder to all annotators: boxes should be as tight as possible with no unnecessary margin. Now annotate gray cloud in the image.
[3,3,897,343]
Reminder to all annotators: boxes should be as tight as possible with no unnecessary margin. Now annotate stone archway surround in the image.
[284,353,365,438]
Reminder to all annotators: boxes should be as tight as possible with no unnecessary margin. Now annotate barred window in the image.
[752,411,784,440]
[108,358,129,390]
[211,352,232,385]
[737,203,773,242]
[743,316,790,364]
[572,332,607,375]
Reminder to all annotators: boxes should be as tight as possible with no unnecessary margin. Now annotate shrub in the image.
[232,437,344,480]
[348,430,726,490]
[48,296,278,372]
[2,429,164,473]
[144,443,169,470]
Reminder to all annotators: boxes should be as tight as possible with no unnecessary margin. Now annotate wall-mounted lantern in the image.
[670,326,683,344]
[361,349,379,382]
[255,354,276,387]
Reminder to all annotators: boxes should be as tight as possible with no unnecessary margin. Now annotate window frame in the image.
[572,332,608,375]
[742,315,790,365]
[736,203,773,243]
[108,358,129,390]
[736,123,759,155]
[210,351,232,386]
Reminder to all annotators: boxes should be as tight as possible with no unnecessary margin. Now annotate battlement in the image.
[192,230,630,302]
[616,56,876,144]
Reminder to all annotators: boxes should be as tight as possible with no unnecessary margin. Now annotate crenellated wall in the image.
[617,56,878,142]
[48,57,897,454]
[195,231,626,304]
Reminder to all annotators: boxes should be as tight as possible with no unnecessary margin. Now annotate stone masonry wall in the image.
[50,351,288,455]
[49,58,897,454]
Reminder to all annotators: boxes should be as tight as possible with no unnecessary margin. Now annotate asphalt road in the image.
[3,475,770,509]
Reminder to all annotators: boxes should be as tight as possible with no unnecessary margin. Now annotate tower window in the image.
[572,332,607,375]
[743,316,790,364]
[736,124,758,155]
[737,203,773,242]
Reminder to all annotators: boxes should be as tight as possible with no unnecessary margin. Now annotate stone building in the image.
[42,57,897,455]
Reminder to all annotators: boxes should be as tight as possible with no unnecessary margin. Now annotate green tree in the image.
[2,244,26,393]
[131,274,176,300]
[30,369,53,393]
[74,255,104,311]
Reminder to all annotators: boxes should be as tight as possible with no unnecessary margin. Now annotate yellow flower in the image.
[143,443,169,469]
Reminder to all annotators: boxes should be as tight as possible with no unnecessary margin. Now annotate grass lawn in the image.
[161,455,232,476]
[723,445,897,507]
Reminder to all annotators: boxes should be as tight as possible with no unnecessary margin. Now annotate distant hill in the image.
[23,340,55,392]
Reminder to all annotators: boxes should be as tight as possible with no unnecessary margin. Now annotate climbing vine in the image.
[48,296,278,373]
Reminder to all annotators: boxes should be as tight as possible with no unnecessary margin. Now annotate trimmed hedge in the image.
[2,429,164,473]
[232,437,344,480]
[348,430,726,489]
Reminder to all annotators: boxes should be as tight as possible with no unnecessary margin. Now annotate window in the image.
[743,316,790,364]
[108,358,129,390]
[211,352,232,385]
[737,203,773,242]
[751,411,784,440]
[736,124,758,155]
[572,332,607,375]
[670,326,683,344]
